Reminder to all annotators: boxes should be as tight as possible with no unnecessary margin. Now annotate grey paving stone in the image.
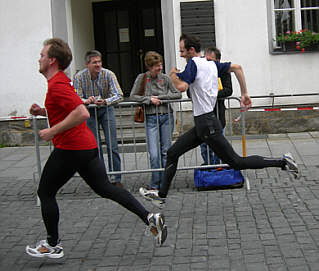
[151,256,173,265]
[268,264,287,271]
[246,262,268,271]
[96,267,117,271]
[266,256,284,265]
[2,133,319,270]
[190,261,208,270]
[288,266,310,271]
[149,265,170,271]
[230,260,247,271]
[308,263,319,271]
[172,263,191,271]
[285,257,307,267]
[97,256,121,267]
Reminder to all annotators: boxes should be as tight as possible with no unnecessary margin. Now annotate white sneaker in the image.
[139,187,166,209]
[139,187,158,200]
[26,239,64,259]
[147,213,167,246]
[283,152,300,179]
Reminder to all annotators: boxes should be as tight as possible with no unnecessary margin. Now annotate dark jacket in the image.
[186,72,233,127]
[214,72,233,128]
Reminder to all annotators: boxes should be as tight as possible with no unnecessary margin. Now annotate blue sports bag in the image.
[194,167,244,191]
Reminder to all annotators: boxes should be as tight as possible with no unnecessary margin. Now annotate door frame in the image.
[50,0,177,87]
[92,0,168,96]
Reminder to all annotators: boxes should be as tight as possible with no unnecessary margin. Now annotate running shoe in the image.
[283,152,300,179]
[26,239,64,259]
[147,213,167,246]
[139,187,166,209]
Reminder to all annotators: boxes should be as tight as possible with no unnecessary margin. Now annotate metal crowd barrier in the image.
[28,96,247,205]
[249,92,319,107]
[31,97,246,180]
[79,97,246,175]
[18,91,315,205]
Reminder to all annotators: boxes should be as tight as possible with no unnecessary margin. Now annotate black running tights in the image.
[159,112,286,198]
[37,148,149,247]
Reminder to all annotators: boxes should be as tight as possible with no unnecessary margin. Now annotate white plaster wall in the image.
[71,0,95,75]
[1,0,318,118]
[173,0,319,107]
[0,0,52,116]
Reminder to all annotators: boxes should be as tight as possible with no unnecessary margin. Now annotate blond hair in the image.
[144,51,163,68]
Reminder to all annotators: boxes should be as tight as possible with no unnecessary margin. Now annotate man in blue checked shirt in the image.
[74,50,123,188]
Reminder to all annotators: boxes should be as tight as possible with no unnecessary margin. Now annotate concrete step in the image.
[98,106,147,143]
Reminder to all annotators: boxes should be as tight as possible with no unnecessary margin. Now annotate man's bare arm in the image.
[169,67,189,92]
[29,104,47,116]
[38,104,90,141]
[228,64,252,110]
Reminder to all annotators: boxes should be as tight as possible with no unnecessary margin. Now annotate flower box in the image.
[281,41,298,52]
[277,29,319,53]
[281,41,319,52]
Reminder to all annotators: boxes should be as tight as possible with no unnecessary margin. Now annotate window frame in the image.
[269,0,319,53]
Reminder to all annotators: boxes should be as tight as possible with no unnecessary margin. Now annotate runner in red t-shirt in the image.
[26,38,167,259]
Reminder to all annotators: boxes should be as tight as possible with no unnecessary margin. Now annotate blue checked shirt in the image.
[73,68,123,105]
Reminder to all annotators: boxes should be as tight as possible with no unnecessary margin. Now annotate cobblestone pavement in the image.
[1,132,319,271]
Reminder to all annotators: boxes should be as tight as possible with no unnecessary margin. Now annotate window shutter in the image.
[180,1,215,49]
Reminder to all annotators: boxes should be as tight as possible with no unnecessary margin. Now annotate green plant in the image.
[277,29,319,51]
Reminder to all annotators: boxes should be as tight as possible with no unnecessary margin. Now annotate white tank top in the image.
[189,57,218,116]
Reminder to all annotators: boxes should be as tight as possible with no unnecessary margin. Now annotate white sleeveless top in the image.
[189,57,219,116]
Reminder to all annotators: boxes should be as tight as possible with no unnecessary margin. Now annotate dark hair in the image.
[85,50,102,64]
[180,34,201,53]
[204,46,221,61]
[43,38,72,70]
[144,51,163,68]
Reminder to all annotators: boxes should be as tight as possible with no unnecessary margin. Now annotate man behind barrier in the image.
[200,46,233,165]
[74,50,123,188]
[139,34,300,209]
[26,38,167,259]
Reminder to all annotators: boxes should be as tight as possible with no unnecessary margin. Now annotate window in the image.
[270,0,319,51]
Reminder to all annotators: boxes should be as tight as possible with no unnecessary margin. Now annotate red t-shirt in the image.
[45,71,97,150]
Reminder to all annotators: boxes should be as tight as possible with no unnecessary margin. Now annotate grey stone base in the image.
[176,107,319,136]
[0,119,45,146]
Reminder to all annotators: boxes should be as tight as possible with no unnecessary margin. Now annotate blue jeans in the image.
[200,128,225,165]
[146,113,174,189]
[87,106,121,182]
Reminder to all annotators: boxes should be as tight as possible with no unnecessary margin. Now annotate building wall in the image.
[0,0,52,117]
[0,0,318,118]
[70,0,95,74]
[0,0,96,117]
[172,0,319,107]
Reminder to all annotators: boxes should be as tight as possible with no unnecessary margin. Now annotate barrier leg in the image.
[33,172,41,206]
[240,110,250,191]
[94,107,101,159]
[32,116,42,206]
